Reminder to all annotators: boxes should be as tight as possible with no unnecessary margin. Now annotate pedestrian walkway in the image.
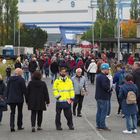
[0,78,140,140]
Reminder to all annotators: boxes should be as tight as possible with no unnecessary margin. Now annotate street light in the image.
[89,0,95,47]
[117,0,121,62]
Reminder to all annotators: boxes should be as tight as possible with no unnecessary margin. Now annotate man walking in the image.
[72,68,87,117]
[53,67,75,130]
[6,68,27,132]
[95,63,111,131]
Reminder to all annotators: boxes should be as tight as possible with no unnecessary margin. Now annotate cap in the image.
[101,63,110,70]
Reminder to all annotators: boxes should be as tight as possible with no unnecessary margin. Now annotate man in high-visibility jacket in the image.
[53,67,75,130]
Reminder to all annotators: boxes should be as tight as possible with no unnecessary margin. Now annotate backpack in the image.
[126,91,137,104]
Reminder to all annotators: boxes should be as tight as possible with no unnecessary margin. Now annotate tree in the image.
[130,0,139,20]
[19,25,48,49]
[82,0,116,43]
[97,0,108,21]
[0,0,5,45]
[4,0,18,44]
[121,20,137,38]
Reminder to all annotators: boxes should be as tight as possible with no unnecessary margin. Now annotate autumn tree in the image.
[121,20,137,38]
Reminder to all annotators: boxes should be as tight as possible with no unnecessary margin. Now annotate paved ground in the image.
[0,77,140,140]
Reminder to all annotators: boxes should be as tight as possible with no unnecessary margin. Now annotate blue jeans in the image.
[0,111,3,122]
[51,73,57,81]
[24,72,29,81]
[96,100,109,128]
[107,99,111,116]
[125,114,137,131]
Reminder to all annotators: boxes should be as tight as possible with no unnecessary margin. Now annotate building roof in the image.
[95,38,140,43]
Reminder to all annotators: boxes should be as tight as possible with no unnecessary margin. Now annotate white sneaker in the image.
[106,115,110,118]
[123,130,132,134]
[132,129,137,134]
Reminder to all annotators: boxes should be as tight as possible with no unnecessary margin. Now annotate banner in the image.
[59,26,90,45]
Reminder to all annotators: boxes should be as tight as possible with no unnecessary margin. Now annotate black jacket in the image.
[50,62,59,74]
[0,80,6,97]
[6,76,27,104]
[132,68,140,101]
[29,61,38,73]
[26,80,50,111]
[95,73,111,100]
[15,62,22,69]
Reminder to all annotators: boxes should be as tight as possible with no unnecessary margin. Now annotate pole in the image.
[14,18,16,46]
[91,7,94,47]
[117,0,121,62]
[18,21,20,56]
[90,0,94,47]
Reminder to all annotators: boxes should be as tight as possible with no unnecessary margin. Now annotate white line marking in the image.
[83,113,107,140]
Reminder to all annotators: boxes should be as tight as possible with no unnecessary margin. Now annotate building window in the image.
[33,0,37,2]
[20,0,24,2]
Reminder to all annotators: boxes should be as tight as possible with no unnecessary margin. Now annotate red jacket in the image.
[128,56,134,65]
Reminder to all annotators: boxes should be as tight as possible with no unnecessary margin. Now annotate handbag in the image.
[80,86,88,96]
[0,98,7,111]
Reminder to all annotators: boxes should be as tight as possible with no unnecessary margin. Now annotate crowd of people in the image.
[0,47,140,135]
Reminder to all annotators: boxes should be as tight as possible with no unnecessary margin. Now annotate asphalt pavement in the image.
[0,77,140,140]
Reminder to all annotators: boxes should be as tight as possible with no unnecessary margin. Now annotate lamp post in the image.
[13,17,16,46]
[117,0,121,62]
[89,0,95,47]
[18,20,21,56]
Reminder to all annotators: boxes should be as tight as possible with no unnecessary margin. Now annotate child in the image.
[0,74,6,124]
[119,74,138,134]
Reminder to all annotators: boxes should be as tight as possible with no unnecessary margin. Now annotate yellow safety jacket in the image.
[53,76,75,102]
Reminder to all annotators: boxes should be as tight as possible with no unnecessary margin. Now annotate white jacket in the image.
[87,62,97,73]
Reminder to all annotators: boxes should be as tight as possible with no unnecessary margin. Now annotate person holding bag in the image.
[72,68,88,117]
[0,74,7,124]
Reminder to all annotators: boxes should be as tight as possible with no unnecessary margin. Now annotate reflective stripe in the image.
[58,90,72,92]
[57,100,68,102]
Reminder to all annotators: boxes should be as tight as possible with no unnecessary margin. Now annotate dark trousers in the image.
[116,89,122,114]
[9,103,23,129]
[0,111,3,122]
[73,94,84,115]
[89,73,95,84]
[55,103,73,128]
[31,110,43,127]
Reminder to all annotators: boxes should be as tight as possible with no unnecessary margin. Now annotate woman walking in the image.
[119,74,138,134]
[0,74,6,124]
[26,71,50,132]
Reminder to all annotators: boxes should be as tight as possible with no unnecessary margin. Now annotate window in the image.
[20,0,24,2]
[33,0,37,2]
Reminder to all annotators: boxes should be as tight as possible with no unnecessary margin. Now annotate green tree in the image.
[3,0,18,44]
[82,0,116,42]
[0,0,5,45]
[97,0,107,21]
[130,0,139,20]
[20,25,48,49]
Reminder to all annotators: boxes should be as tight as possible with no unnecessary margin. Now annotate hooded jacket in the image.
[6,76,26,104]
[119,83,138,115]
[26,80,50,110]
